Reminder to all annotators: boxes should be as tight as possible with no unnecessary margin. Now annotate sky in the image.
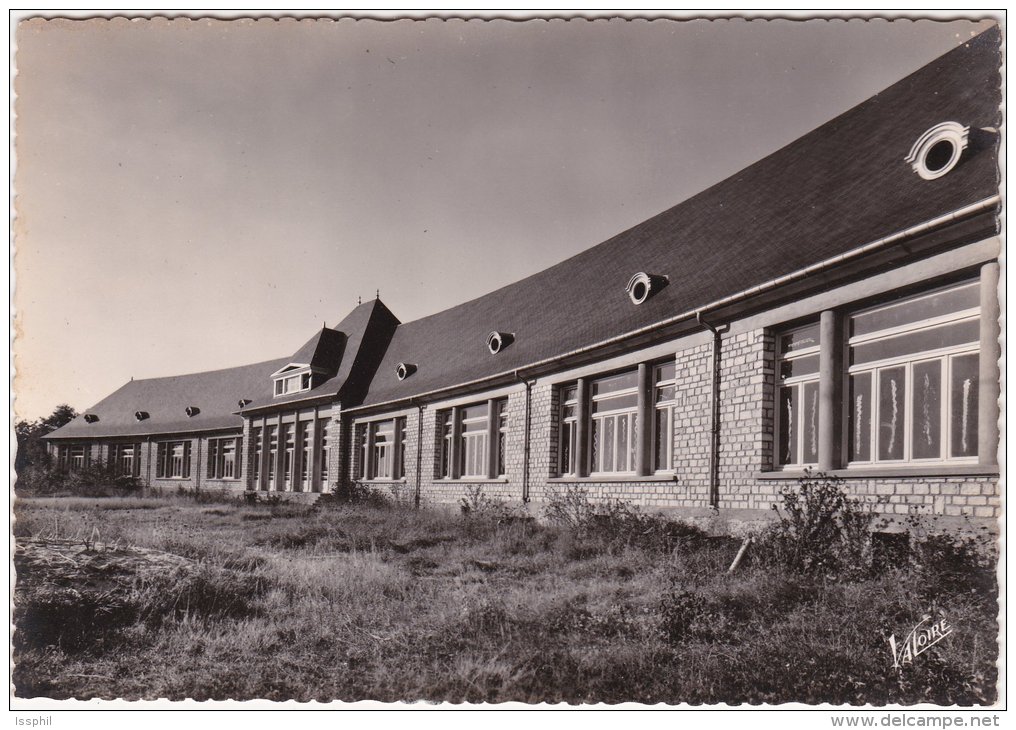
[12,13,997,421]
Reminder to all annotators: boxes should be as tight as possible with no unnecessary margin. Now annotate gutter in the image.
[513,371,533,503]
[695,312,725,510]
[346,195,999,414]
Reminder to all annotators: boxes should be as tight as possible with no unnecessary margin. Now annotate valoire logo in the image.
[889,615,953,669]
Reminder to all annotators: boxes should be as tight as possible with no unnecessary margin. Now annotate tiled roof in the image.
[356,27,1000,408]
[46,299,398,439]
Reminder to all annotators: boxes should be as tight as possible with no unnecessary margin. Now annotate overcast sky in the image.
[13,15,996,421]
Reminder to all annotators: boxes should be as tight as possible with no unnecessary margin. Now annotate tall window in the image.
[207,437,240,480]
[847,280,979,464]
[372,419,396,479]
[252,427,262,488]
[156,440,191,479]
[439,411,454,479]
[459,404,489,478]
[559,385,578,476]
[590,370,639,475]
[298,422,312,490]
[317,418,330,489]
[282,424,295,490]
[398,418,408,479]
[437,399,508,479]
[266,426,278,489]
[110,443,140,477]
[776,323,821,468]
[653,363,677,472]
[57,444,89,472]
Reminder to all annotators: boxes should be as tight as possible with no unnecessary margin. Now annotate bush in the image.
[544,483,705,554]
[459,485,529,526]
[753,469,874,577]
[16,462,143,498]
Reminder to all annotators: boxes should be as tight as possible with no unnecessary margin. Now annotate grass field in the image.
[12,491,999,704]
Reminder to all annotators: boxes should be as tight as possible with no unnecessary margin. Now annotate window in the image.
[298,422,313,490]
[590,370,639,475]
[274,373,311,396]
[439,411,454,479]
[437,399,508,480]
[318,418,330,489]
[266,426,278,489]
[776,322,821,468]
[252,427,262,488]
[282,424,295,490]
[357,416,408,480]
[57,444,89,471]
[653,363,677,472]
[156,440,191,479]
[847,280,979,464]
[109,443,141,477]
[559,385,578,476]
[207,437,240,480]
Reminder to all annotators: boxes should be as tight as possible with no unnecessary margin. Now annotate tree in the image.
[15,404,78,471]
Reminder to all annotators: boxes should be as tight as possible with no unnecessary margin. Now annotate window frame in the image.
[846,283,980,467]
[435,398,508,481]
[207,436,241,480]
[589,370,640,476]
[156,440,192,479]
[774,322,822,470]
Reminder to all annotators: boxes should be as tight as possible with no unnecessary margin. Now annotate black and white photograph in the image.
[10,11,1004,713]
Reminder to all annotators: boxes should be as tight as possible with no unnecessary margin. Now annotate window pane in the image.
[562,386,577,404]
[911,360,942,459]
[461,404,489,422]
[950,353,980,458]
[850,281,979,338]
[655,362,676,383]
[591,392,638,414]
[803,380,820,463]
[878,367,907,461]
[617,414,629,472]
[851,319,979,365]
[780,354,820,381]
[654,407,671,471]
[590,419,600,472]
[601,417,615,472]
[591,370,638,397]
[780,323,821,354]
[560,422,573,475]
[655,384,676,403]
[848,372,872,462]
[778,386,798,466]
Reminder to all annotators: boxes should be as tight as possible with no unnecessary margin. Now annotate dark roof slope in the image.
[47,299,400,439]
[358,27,1000,408]
[46,357,291,439]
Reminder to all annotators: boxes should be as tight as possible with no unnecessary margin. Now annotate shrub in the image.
[16,462,142,498]
[544,483,705,554]
[332,480,398,509]
[460,485,529,526]
[753,469,874,577]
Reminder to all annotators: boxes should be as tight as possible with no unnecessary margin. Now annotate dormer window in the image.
[270,363,321,398]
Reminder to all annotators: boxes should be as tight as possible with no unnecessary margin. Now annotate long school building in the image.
[43,30,1003,526]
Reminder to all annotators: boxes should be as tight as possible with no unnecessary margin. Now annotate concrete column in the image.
[635,363,651,476]
[979,261,1001,466]
[311,407,322,492]
[365,422,376,479]
[576,378,589,478]
[818,310,844,472]
[259,416,269,491]
[393,417,405,480]
[274,414,285,490]
[292,416,303,492]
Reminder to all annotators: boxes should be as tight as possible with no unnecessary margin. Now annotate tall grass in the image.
[12,483,998,704]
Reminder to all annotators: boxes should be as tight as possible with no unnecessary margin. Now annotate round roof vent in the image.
[134,411,149,421]
[237,399,252,408]
[395,362,417,381]
[626,272,668,305]
[83,413,99,424]
[486,331,514,355]
[906,122,969,180]
[185,406,200,417]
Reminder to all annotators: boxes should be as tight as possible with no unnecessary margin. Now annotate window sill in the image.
[154,477,190,481]
[433,478,509,484]
[356,478,408,485]
[757,464,999,479]
[548,474,678,484]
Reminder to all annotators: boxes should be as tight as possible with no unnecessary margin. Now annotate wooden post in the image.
[576,378,589,478]
[818,310,844,472]
[635,363,651,476]
[978,261,1001,465]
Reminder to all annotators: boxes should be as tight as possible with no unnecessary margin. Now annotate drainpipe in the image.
[513,371,532,503]
[696,312,723,510]
[414,400,424,509]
